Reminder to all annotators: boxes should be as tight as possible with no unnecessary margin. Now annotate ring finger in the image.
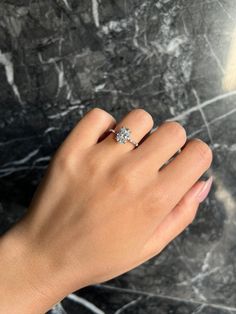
[99,109,154,154]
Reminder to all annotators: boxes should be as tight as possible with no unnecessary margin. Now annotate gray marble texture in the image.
[0,0,236,313]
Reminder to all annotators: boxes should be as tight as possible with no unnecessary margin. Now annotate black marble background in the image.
[0,0,236,313]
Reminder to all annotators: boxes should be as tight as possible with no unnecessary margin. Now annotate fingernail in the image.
[196,176,213,203]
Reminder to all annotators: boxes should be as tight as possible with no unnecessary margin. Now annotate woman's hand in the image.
[0,108,213,313]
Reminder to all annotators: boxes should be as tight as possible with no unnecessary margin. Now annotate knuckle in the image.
[191,139,213,165]
[89,107,115,122]
[90,107,105,116]
[132,109,154,127]
[163,121,187,143]
[110,165,135,192]
[54,150,76,174]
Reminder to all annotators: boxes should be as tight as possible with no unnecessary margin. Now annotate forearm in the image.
[0,226,64,314]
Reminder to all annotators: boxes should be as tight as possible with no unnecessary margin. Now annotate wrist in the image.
[0,223,68,313]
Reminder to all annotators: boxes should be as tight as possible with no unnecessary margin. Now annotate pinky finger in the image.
[142,177,213,259]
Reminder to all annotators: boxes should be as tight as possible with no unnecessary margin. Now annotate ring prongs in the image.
[109,127,138,147]
[116,127,131,144]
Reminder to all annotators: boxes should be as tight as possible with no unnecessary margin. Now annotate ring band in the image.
[109,127,139,147]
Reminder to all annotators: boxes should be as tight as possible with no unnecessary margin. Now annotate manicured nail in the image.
[196,176,213,203]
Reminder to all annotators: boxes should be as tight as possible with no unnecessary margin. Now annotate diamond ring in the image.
[109,127,139,147]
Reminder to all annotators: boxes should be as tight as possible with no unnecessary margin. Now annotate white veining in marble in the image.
[0,50,23,105]
[91,0,100,28]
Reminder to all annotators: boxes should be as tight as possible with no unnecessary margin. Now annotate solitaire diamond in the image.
[116,127,131,144]
[109,127,138,147]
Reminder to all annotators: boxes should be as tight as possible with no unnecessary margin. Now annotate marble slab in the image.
[0,0,236,313]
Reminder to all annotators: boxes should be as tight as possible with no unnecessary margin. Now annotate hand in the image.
[0,108,213,313]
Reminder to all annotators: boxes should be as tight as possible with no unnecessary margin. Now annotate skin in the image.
[0,108,213,313]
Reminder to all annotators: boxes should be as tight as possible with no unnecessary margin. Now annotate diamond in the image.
[116,127,131,144]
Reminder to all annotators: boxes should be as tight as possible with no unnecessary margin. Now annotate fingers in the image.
[59,108,116,152]
[156,139,213,214]
[132,121,187,170]
[100,109,154,154]
[142,178,213,259]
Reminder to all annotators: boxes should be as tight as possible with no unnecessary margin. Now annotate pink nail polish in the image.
[197,176,213,203]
